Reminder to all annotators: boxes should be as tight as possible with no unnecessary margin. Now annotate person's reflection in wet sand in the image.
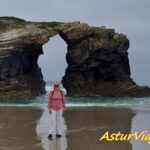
[48,136,67,150]
[36,106,68,150]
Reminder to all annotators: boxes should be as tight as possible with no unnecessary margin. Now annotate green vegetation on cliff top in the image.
[37,22,61,29]
[0,16,26,29]
[0,16,61,30]
[0,16,25,22]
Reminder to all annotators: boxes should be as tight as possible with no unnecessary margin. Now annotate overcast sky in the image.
[0,0,150,86]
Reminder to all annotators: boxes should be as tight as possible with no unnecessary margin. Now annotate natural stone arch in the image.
[0,17,150,100]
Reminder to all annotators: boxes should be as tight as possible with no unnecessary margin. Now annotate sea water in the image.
[0,82,150,107]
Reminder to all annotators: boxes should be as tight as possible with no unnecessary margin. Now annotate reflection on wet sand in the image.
[1,105,150,150]
[0,106,43,150]
[36,106,67,150]
[38,136,67,150]
[64,107,134,150]
[131,108,150,150]
[0,106,134,150]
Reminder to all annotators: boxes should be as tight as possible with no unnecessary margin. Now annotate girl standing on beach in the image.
[48,82,66,139]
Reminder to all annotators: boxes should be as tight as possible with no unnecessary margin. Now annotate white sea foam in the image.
[0,103,150,110]
[0,84,150,109]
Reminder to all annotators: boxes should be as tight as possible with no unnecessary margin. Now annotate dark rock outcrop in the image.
[0,16,150,99]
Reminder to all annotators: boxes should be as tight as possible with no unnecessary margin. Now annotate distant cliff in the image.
[0,16,150,100]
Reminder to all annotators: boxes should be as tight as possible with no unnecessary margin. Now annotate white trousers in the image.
[49,108,63,135]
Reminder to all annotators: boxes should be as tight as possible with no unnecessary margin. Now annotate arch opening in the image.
[38,34,68,92]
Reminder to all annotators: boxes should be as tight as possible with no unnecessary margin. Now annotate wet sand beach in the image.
[0,105,149,150]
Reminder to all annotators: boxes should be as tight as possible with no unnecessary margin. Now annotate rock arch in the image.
[0,17,150,100]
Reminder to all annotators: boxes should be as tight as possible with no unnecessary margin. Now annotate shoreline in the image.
[0,103,150,110]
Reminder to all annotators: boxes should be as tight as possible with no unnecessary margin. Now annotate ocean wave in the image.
[0,84,150,106]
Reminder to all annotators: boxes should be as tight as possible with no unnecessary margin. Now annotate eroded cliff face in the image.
[0,17,150,99]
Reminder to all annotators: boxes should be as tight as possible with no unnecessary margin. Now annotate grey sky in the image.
[0,0,150,85]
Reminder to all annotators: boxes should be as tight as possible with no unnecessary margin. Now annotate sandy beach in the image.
[0,105,150,150]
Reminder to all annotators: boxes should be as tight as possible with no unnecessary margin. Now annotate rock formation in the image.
[0,16,150,100]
